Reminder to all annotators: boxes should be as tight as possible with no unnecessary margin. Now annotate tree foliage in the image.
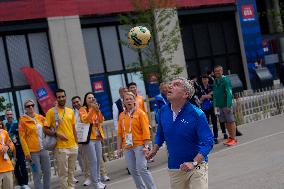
[119,0,183,82]
[0,96,12,113]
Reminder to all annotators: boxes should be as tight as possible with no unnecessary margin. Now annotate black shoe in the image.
[223,133,228,139]
[214,138,219,144]
[236,129,243,136]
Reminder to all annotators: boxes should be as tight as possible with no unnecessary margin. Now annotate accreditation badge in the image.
[125,133,133,147]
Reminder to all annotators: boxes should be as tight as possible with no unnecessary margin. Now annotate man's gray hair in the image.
[172,76,195,99]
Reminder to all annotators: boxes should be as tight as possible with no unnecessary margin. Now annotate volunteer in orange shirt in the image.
[0,120,16,189]
[79,92,106,189]
[127,82,147,113]
[117,92,156,189]
[19,99,51,189]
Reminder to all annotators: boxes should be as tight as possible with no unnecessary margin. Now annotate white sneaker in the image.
[14,185,21,189]
[95,182,106,189]
[73,177,79,183]
[102,175,110,182]
[22,185,31,189]
[83,178,91,186]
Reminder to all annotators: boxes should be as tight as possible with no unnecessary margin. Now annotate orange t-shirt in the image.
[79,106,105,140]
[0,129,14,173]
[117,108,150,149]
[136,95,146,113]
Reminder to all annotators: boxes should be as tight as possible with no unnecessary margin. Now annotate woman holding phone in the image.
[79,92,106,189]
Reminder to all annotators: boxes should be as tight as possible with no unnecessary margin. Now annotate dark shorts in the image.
[219,107,235,123]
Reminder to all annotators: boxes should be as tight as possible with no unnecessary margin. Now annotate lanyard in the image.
[122,107,136,134]
[0,130,4,145]
[54,107,66,128]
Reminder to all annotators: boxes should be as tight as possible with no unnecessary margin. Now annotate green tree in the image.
[0,96,12,113]
[119,0,183,82]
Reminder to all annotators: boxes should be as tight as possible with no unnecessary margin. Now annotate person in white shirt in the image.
[72,96,90,186]
[112,87,128,131]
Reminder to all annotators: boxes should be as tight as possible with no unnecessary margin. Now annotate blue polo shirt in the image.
[154,102,214,169]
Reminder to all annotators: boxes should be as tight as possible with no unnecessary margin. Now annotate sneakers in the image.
[102,175,110,182]
[21,185,31,189]
[236,129,243,136]
[83,178,91,186]
[214,138,219,144]
[94,182,106,189]
[223,133,228,139]
[224,138,237,146]
[73,177,79,183]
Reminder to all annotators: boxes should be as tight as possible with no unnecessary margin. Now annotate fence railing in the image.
[234,87,284,125]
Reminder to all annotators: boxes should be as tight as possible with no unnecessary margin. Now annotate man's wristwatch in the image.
[192,161,198,167]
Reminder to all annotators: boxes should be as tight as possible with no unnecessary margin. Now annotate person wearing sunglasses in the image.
[18,99,51,189]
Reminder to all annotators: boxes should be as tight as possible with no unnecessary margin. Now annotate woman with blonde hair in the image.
[79,92,106,189]
[117,92,156,189]
[18,99,51,189]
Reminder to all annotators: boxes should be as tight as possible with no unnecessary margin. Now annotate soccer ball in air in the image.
[128,26,151,49]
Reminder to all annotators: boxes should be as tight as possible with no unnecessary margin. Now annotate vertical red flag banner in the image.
[21,67,56,114]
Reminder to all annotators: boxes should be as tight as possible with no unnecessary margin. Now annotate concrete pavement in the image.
[49,114,284,189]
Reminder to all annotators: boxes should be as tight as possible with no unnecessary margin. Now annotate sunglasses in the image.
[25,104,35,108]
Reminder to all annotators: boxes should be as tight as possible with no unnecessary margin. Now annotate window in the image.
[99,26,123,72]
[108,74,126,102]
[28,33,54,82]
[0,92,15,118]
[6,35,30,86]
[0,38,11,89]
[118,25,139,69]
[82,28,105,74]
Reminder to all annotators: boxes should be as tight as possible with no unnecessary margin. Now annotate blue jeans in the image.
[125,146,156,189]
[81,140,102,184]
[30,150,51,189]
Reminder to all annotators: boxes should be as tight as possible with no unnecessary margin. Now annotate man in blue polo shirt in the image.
[146,77,213,189]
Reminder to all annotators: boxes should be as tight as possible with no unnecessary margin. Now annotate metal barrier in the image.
[234,87,284,125]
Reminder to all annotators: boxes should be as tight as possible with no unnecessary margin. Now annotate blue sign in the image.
[236,0,265,89]
[36,88,47,99]
[90,75,112,120]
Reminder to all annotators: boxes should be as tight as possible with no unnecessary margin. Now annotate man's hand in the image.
[145,149,157,160]
[56,132,68,141]
[180,162,195,172]
[141,147,149,156]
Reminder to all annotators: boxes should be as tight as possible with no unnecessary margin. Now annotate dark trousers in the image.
[204,108,226,139]
[15,145,29,186]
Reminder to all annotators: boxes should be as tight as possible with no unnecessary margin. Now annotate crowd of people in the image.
[0,65,242,189]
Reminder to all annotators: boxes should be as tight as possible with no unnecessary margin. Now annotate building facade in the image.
[0,0,268,119]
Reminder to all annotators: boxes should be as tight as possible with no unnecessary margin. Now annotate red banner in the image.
[21,67,56,114]
[0,0,235,22]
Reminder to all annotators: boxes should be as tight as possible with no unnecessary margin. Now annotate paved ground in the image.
[47,114,284,189]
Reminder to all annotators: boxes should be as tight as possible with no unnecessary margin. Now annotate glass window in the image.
[99,26,123,72]
[82,28,105,74]
[0,92,15,118]
[28,33,55,82]
[108,74,126,103]
[118,25,140,69]
[127,72,146,98]
[0,37,11,89]
[6,35,30,86]
[16,89,39,116]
